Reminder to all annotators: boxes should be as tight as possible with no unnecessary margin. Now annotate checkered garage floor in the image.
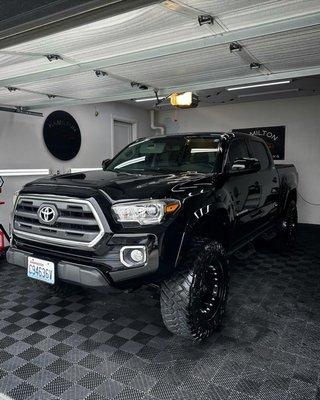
[0,227,319,400]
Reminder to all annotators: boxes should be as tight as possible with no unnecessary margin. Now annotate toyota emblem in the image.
[38,204,58,225]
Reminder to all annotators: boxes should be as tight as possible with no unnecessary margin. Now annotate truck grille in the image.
[13,195,105,248]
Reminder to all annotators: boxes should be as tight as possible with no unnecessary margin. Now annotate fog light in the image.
[120,246,147,268]
[130,249,144,262]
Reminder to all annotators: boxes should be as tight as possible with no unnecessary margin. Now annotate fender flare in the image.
[174,204,231,268]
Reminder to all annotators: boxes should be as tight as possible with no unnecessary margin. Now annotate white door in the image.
[113,120,133,155]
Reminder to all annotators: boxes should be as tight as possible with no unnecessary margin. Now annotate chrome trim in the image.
[13,194,106,249]
[120,245,147,268]
[236,209,249,217]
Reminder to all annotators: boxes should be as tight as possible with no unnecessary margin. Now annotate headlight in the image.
[112,199,180,225]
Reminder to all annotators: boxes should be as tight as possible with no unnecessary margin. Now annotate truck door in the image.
[249,140,279,225]
[225,139,262,243]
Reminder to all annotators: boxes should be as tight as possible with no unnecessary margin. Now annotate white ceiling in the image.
[0,0,319,110]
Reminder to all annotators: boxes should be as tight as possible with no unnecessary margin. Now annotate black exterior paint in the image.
[8,132,298,289]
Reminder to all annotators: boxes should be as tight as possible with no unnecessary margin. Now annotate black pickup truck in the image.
[7,132,298,340]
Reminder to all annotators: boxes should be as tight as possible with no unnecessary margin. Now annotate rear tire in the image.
[279,200,298,248]
[160,238,229,341]
[30,279,81,296]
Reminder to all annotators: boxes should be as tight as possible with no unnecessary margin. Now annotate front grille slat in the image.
[15,210,97,227]
[13,195,105,247]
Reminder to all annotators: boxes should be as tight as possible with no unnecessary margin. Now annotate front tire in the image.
[160,239,229,341]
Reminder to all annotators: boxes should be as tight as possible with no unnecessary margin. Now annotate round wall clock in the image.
[43,110,81,161]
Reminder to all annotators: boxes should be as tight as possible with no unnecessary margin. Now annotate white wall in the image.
[0,102,152,239]
[158,95,320,225]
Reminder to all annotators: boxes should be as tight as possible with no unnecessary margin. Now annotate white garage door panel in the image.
[244,27,320,60]
[0,53,42,68]
[266,57,320,73]
[106,45,241,80]
[0,1,319,109]
[4,6,209,61]
[130,67,256,89]
[218,0,320,30]
[180,0,320,30]
[243,27,320,71]
[0,89,51,107]
[14,72,131,99]
[180,0,282,16]
[0,57,68,81]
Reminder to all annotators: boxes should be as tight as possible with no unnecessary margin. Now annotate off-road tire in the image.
[30,279,81,296]
[160,238,229,341]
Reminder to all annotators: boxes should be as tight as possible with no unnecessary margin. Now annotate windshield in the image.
[107,136,221,174]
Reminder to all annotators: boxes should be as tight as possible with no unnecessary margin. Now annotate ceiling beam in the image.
[0,0,162,50]
[1,11,320,87]
[26,66,320,110]
[26,89,156,109]
[0,106,43,117]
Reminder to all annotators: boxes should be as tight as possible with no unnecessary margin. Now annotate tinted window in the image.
[227,140,250,165]
[251,141,270,170]
[107,136,221,174]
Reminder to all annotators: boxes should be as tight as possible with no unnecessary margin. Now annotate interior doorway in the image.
[112,119,136,156]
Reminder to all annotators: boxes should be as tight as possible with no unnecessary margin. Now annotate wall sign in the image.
[43,110,81,161]
[233,126,285,160]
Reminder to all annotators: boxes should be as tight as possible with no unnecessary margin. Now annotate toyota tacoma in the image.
[7,132,298,340]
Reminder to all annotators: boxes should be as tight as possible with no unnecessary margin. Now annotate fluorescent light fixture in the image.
[238,88,299,98]
[0,169,50,177]
[134,96,165,102]
[191,148,219,153]
[227,80,291,91]
[70,168,102,173]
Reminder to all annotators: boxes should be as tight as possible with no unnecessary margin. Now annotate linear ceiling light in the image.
[70,168,102,173]
[0,169,49,177]
[134,97,165,102]
[237,88,299,98]
[227,80,291,91]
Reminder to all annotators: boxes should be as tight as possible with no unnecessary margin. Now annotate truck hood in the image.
[25,170,216,201]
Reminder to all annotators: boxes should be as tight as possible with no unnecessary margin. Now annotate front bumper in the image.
[7,234,159,289]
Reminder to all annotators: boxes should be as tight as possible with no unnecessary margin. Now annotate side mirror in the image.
[102,159,111,170]
[230,158,261,174]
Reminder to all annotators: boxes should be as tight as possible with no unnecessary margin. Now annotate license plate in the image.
[27,257,55,285]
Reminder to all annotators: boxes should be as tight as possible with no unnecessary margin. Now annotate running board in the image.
[233,242,256,260]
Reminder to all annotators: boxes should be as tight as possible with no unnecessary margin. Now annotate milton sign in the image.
[233,126,286,160]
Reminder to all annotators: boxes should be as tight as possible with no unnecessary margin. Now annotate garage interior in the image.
[0,1,320,399]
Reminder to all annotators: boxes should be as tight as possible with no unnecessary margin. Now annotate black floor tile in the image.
[0,226,320,399]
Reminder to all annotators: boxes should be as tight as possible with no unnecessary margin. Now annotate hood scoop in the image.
[51,173,86,180]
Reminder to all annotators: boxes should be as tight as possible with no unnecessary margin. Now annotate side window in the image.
[251,141,271,170]
[227,140,250,166]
